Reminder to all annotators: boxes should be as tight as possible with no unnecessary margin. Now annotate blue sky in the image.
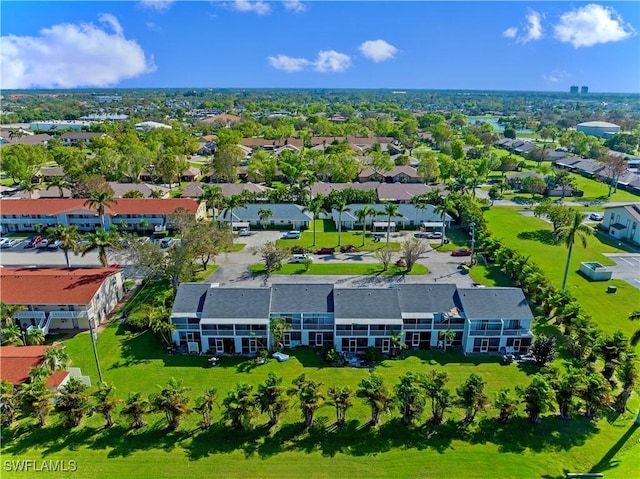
[1,1,639,92]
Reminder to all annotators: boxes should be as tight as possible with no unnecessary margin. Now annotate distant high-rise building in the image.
[570,86,579,95]
[581,86,589,95]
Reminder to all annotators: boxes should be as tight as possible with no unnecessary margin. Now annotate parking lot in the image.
[602,254,640,289]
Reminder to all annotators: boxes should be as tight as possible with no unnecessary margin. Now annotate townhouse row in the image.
[171,283,534,356]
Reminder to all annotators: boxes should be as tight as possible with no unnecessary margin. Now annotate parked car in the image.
[429,232,443,239]
[0,238,9,248]
[1,239,19,248]
[159,237,174,248]
[451,248,472,257]
[36,239,50,249]
[414,232,429,239]
[315,247,335,255]
[282,230,301,239]
[238,228,251,237]
[24,235,43,248]
[289,254,310,263]
[589,213,603,221]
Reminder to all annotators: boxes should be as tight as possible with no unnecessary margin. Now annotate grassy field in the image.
[3,320,639,479]
[483,207,640,339]
[248,263,428,276]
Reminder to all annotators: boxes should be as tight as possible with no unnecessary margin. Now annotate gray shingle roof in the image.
[201,288,272,319]
[457,288,533,320]
[396,284,460,313]
[217,203,312,222]
[334,288,402,319]
[173,283,211,314]
[270,283,334,313]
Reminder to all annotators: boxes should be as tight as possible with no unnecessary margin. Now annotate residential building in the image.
[170,283,534,355]
[217,203,312,230]
[330,203,452,232]
[358,166,421,183]
[0,267,124,334]
[602,204,640,245]
[0,198,206,233]
[60,132,106,146]
[0,346,71,390]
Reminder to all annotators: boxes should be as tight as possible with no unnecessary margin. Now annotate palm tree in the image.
[381,202,399,244]
[201,185,224,213]
[0,302,25,327]
[439,329,456,352]
[1,380,18,428]
[494,387,518,424]
[19,179,37,199]
[84,190,117,229]
[146,304,175,348]
[628,310,640,346]
[222,194,246,240]
[43,346,69,371]
[555,210,593,291]
[327,386,352,426]
[258,208,273,230]
[420,369,452,424]
[333,200,350,247]
[1,325,24,345]
[139,218,150,236]
[20,380,52,427]
[222,383,256,429]
[121,392,148,429]
[289,374,323,428]
[395,372,425,426]
[434,195,458,245]
[46,176,70,198]
[93,382,119,428]
[456,373,488,423]
[355,205,374,247]
[47,224,81,269]
[194,388,218,429]
[304,195,327,247]
[580,373,612,419]
[25,328,45,345]
[256,372,289,426]
[357,373,392,426]
[149,378,191,430]
[81,228,120,267]
[517,375,555,423]
[55,377,90,428]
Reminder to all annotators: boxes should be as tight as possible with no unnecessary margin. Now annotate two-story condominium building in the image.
[170,283,533,355]
[0,198,206,234]
[0,267,124,334]
[331,203,453,233]
[602,203,640,245]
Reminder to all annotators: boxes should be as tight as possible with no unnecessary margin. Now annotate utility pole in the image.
[88,316,104,383]
[470,222,476,264]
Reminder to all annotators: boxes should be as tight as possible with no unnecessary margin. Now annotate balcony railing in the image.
[502,328,533,337]
[402,324,432,330]
[469,329,502,337]
[433,323,464,330]
[302,324,333,330]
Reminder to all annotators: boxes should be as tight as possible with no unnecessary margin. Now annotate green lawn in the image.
[248,263,428,276]
[483,207,640,339]
[4,321,639,479]
[193,264,219,282]
[277,230,402,252]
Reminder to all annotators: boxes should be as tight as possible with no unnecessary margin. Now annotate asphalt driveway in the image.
[602,254,640,289]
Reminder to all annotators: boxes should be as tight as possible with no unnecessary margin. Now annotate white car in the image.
[289,254,310,263]
[1,239,18,248]
[238,229,251,237]
[282,230,301,239]
[589,213,603,221]
[37,239,50,249]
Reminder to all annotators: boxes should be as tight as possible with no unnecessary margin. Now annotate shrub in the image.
[365,347,382,363]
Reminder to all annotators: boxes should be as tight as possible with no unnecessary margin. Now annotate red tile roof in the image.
[0,198,200,216]
[0,267,120,305]
[0,346,49,385]
[46,371,70,388]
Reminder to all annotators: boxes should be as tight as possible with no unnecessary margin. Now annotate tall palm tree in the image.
[355,205,374,247]
[19,179,37,199]
[222,194,246,240]
[84,190,117,229]
[382,202,399,244]
[43,346,69,372]
[304,195,327,247]
[46,176,70,198]
[46,224,81,269]
[0,302,26,328]
[333,200,351,247]
[201,185,224,213]
[258,208,273,230]
[81,228,120,267]
[555,210,593,291]
[434,195,458,245]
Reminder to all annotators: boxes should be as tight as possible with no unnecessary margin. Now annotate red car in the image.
[451,248,472,257]
[315,247,336,255]
[24,235,43,249]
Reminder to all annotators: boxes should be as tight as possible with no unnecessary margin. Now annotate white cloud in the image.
[358,39,398,63]
[233,0,271,15]
[554,4,636,48]
[267,54,310,72]
[542,70,570,83]
[502,27,518,39]
[518,10,544,43]
[314,50,351,73]
[267,50,351,73]
[282,1,306,13]
[0,15,155,89]
[138,0,174,12]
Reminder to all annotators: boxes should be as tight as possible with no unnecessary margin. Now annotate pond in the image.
[466,117,533,133]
